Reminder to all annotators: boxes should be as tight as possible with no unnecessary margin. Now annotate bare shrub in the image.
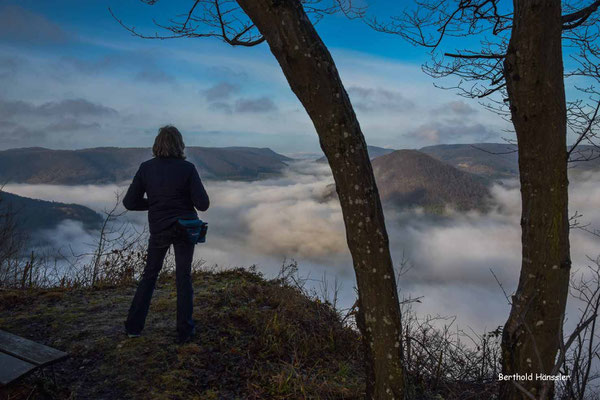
[0,188,31,288]
[555,257,600,400]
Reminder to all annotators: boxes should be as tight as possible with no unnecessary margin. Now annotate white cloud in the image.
[0,41,512,152]
[6,164,599,334]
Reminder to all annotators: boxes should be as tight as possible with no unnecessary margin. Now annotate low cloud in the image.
[3,184,125,212]
[35,220,98,257]
[5,164,599,333]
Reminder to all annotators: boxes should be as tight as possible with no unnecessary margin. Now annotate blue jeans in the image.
[125,222,195,339]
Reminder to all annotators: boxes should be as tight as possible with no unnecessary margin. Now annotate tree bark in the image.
[234,1,405,398]
[501,1,571,399]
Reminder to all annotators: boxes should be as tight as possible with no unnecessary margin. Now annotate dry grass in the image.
[0,268,364,400]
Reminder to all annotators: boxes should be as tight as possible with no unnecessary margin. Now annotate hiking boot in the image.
[175,327,196,344]
[175,335,193,344]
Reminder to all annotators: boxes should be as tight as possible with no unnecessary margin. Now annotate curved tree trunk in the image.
[500,1,571,399]
[234,1,405,398]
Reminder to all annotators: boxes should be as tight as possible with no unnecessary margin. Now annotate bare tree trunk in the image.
[501,1,571,399]
[234,1,404,398]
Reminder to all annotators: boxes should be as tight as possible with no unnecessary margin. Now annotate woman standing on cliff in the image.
[122,125,209,344]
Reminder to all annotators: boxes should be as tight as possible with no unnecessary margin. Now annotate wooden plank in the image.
[0,330,67,367]
[0,352,36,386]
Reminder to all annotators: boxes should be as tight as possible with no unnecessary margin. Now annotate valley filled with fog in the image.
[5,160,600,335]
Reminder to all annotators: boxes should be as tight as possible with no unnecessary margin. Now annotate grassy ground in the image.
[0,268,364,400]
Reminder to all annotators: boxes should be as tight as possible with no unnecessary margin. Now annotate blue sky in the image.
[0,0,521,153]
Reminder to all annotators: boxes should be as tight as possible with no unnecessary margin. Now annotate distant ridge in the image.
[419,143,519,179]
[316,145,396,163]
[0,146,292,184]
[419,143,600,178]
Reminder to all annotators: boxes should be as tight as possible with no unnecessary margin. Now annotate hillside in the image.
[0,147,292,185]
[420,143,600,179]
[0,191,103,233]
[316,145,395,163]
[0,268,364,400]
[373,150,490,211]
[419,143,519,179]
[568,144,600,172]
[321,150,490,212]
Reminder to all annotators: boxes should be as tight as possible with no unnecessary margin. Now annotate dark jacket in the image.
[123,157,210,234]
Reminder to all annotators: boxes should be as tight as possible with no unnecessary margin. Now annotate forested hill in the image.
[420,143,600,179]
[321,149,490,212]
[0,191,103,233]
[419,143,519,179]
[372,150,490,212]
[0,146,292,185]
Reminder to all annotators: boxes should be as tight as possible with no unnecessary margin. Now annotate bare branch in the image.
[562,0,600,30]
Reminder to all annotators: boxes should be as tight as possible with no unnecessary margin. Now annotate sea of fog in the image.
[5,160,600,335]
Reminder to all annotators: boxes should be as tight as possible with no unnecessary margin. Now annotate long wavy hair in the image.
[152,125,186,159]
